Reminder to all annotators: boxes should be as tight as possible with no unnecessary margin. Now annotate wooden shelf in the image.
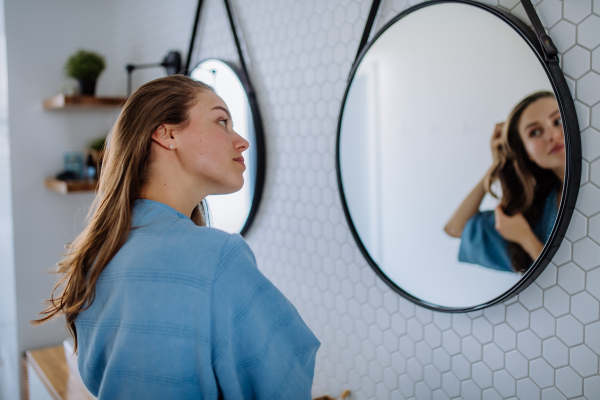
[25,345,94,400]
[45,178,97,194]
[43,94,126,110]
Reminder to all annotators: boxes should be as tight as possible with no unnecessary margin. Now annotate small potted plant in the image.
[64,49,106,96]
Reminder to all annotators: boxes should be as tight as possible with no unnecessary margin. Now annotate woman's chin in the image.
[219,179,245,195]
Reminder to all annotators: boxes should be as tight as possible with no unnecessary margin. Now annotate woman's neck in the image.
[141,171,209,218]
[552,166,565,185]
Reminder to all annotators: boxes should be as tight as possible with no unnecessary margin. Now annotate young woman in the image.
[444,91,564,273]
[35,75,320,399]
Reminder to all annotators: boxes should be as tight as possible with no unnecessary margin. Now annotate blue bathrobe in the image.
[458,190,559,272]
[75,199,320,399]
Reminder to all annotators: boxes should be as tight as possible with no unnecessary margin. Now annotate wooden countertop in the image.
[25,345,94,400]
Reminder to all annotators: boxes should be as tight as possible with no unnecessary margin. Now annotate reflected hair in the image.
[484,90,561,273]
[33,75,214,351]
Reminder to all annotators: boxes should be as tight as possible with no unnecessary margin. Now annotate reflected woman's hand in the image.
[493,206,530,243]
[494,206,544,262]
[490,122,504,162]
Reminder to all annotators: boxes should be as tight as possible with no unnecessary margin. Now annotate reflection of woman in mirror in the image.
[444,91,564,273]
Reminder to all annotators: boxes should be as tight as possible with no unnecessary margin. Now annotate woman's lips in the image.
[234,157,245,168]
[550,144,565,154]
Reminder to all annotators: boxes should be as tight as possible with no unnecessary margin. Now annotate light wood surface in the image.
[43,94,126,110]
[25,345,93,400]
[45,179,97,195]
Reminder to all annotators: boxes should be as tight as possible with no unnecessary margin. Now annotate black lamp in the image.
[125,51,182,96]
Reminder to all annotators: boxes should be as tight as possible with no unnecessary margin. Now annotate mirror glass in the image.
[339,3,564,308]
[191,59,256,234]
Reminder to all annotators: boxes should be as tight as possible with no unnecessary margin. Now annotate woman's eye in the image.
[219,119,228,127]
[529,128,542,138]
[555,118,562,127]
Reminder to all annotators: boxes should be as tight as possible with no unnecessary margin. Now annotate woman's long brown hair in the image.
[484,91,561,273]
[33,75,213,351]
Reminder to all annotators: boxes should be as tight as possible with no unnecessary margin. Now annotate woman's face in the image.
[517,97,565,172]
[174,90,249,195]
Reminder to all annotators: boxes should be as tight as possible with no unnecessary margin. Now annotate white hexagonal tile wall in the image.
[541,387,568,400]
[591,158,600,186]
[578,15,600,49]
[577,72,600,106]
[505,350,528,379]
[543,337,569,367]
[571,291,600,323]
[570,344,599,377]
[590,214,600,245]
[529,358,555,388]
[518,284,543,311]
[582,159,590,185]
[493,370,516,397]
[557,262,586,294]
[543,286,571,317]
[556,314,584,346]
[582,128,600,162]
[516,378,541,399]
[536,0,562,27]
[549,20,576,53]
[575,100,591,130]
[584,375,600,399]
[592,103,600,132]
[563,46,591,79]
[564,0,592,23]
[593,47,600,74]
[573,237,600,269]
[555,366,583,397]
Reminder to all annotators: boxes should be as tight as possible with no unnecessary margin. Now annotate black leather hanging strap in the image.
[223,0,255,95]
[355,0,382,63]
[520,0,558,62]
[185,0,204,75]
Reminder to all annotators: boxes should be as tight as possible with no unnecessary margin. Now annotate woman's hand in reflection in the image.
[490,122,504,162]
[494,206,544,260]
[493,206,530,242]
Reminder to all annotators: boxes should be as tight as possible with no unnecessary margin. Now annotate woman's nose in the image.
[234,131,250,152]
[547,122,563,142]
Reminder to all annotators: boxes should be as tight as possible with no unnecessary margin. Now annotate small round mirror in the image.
[191,59,265,235]
[337,2,580,311]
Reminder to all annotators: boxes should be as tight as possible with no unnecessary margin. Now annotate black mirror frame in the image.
[190,58,266,237]
[186,0,267,237]
[335,0,581,312]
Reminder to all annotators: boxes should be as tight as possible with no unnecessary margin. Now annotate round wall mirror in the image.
[337,1,580,311]
[191,59,265,235]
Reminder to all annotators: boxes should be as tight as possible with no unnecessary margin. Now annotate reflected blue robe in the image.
[75,199,320,399]
[458,190,558,272]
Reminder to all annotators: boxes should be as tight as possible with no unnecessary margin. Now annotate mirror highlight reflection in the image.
[339,3,564,308]
[191,59,256,234]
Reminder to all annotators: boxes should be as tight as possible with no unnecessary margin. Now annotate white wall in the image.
[0,0,16,397]
[1,1,119,398]
[2,0,600,399]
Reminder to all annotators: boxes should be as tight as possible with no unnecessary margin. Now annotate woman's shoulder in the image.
[164,223,251,263]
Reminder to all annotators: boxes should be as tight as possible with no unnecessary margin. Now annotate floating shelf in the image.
[45,178,97,195]
[43,94,126,110]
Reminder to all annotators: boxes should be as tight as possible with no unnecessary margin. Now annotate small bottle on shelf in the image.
[85,154,97,182]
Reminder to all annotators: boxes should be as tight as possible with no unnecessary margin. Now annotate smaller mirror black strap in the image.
[521,0,558,62]
[353,0,382,76]
[223,0,255,96]
[185,0,204,75]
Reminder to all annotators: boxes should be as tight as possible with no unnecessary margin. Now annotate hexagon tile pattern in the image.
[183,0,600,399]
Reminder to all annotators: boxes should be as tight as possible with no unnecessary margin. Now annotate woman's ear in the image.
[152,124,176,150]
